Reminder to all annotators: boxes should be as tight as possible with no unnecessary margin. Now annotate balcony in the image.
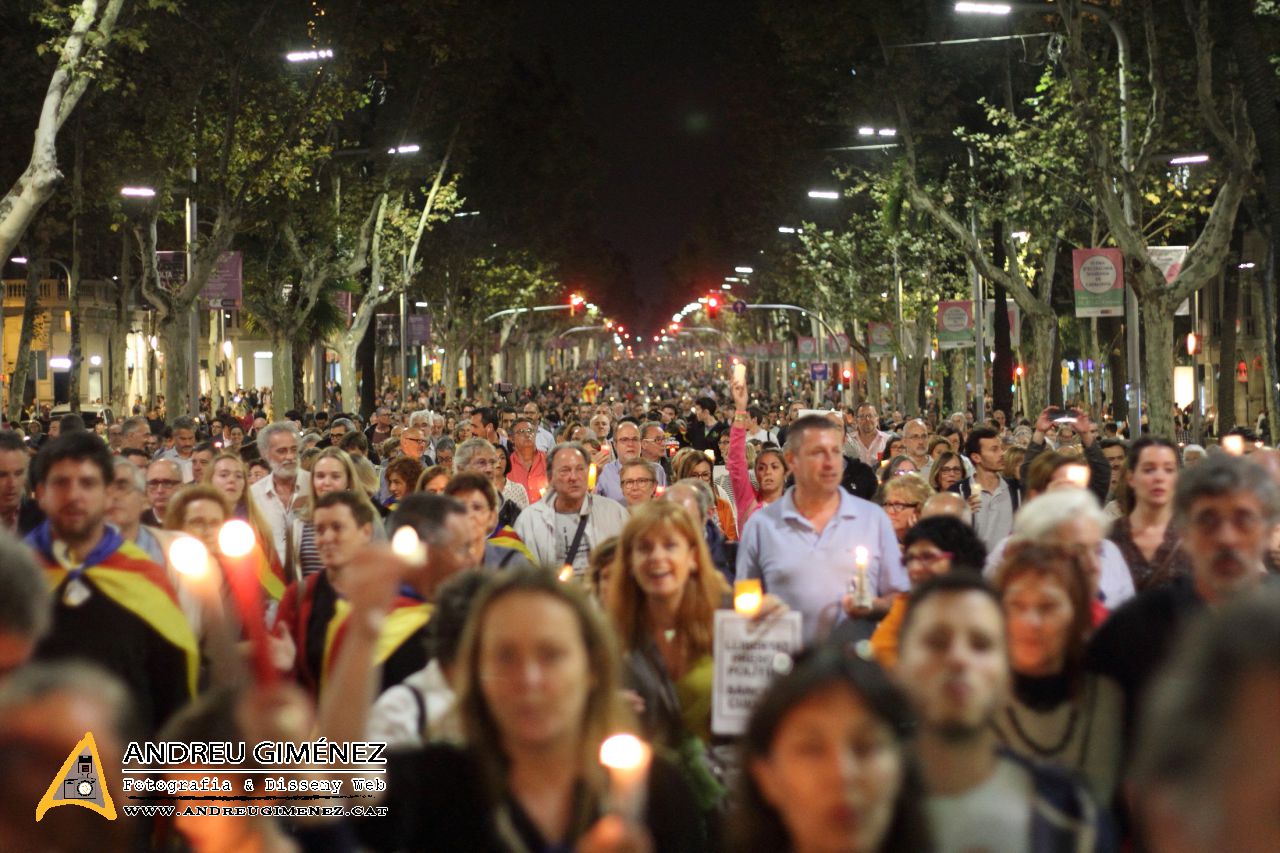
[2,278,140,310]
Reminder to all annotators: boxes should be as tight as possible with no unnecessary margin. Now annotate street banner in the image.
[407,315,431,346]
[797,334,849,356]
[868,322,894,357]
[797,336,816,357]
[204,251,242,308]
[767,341,785,356]
[711,610,803,736]
[1148,245,1190,315]
[810,362,829,381]
[1072,248,1124,317]
[155,251,242,308]
[983,299,1021,348]
[937,300,975,349]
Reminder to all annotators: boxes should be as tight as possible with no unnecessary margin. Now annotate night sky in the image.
[516,0,759,330]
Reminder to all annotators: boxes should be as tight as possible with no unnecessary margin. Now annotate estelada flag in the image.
[320,595,433,690]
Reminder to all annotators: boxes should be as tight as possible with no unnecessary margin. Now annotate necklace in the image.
[1002,702,1079,758]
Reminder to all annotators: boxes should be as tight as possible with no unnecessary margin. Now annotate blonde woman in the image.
[877,472,934,546]
[204,451,286,601]
[294,447,383,577]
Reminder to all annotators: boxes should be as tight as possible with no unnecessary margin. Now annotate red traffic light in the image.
[1014,365,1024,378]
[706,294,720,319]
[842,368,853,380]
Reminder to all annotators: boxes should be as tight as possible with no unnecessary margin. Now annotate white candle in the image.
[734,579,763,618]
[1063,464,1090,488]
[168,535,209,578]
[853,546,872,609]
[599,733,651,824]
[558,564,575,583]
[218,519,255,558]
[1223,434,1245,456]
[588,462,599,490]
[733,362,747,385]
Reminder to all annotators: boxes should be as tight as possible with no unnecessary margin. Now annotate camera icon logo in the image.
[38,734,116,821]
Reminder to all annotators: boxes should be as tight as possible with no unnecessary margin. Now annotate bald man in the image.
[921,491,972,526]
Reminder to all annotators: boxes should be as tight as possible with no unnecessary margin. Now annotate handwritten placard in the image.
[711,610,803,736]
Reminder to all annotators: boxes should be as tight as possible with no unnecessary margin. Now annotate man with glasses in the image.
[365,407,394,450]
[520,402,555,453]
[847,403,891,467]
[594,420,667,502]
[506,416,548,501]
[1089,454,1280,738]
[142,458,183,528]
[515,442,628,576]
[639,420,673,481]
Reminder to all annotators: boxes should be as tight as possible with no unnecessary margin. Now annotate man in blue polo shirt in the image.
[736,413,907,641]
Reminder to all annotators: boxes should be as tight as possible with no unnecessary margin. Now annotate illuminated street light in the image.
[877,128,897,136]
[777,226,797,234]
[387,144,421,155]
[808,190,840,200]
[857,127,875,136]
[120,186,156,198]
[286,48,334,62]
[734,266,753,274]
[9,257,27,264]
[1168,153,1209,165]
[955,2,1012,14]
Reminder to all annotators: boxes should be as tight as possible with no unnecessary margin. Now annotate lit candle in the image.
[217,520,276,686]
[704,449,715,463]
[391,526,427,567]
[733,362,747,385]
[654,485,665,497]
[734,579,763,618]
[588,462,598,490]
[599,733,652,824]
[559,564,575,583]
[853,546,872,609]
[168,535,209,577]
[1223,434,1245,456]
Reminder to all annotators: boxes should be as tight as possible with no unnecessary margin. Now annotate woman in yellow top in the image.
[868,515,987,668]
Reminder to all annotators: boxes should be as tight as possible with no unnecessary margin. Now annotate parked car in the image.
[49,404,115,429]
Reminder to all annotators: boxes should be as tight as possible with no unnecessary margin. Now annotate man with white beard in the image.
[249,421,311,567]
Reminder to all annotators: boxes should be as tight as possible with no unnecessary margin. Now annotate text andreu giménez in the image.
[122,739,387,767]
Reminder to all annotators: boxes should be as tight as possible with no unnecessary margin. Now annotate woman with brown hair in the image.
[992,542,1124,802]
[384,456,425,508]
[204,451,283,589]
[1108,436,1191,591]
[927,450,965,494]
[726,373,788,527]
[672,447,738,540]
[381,566,706,850]
[293,447,383,578]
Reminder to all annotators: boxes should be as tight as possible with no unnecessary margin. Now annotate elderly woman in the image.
[877,472,933,545]
[879,454,919,484]
[618,458,660,510]
[673,447,737,540]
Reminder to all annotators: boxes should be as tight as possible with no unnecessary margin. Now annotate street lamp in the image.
[119,186,156,198]
[387,144,421,155]
[807,190,840,200]
[777,226,798,234]
[954,2,1013,14]
[285,48,334,62]
[734,266,754,274]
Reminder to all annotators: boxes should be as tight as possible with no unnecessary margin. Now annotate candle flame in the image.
[559,564,574,583]
[854,545,869,567]
[599,733,650,770]
[168,535,209,577]
[391,526,427,566]
[218,519,255,558]
[1223,435,1245,456]
[588,463,598,490]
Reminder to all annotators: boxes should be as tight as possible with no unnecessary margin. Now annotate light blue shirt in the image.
[594,458,667,502]
[736,487,907,641]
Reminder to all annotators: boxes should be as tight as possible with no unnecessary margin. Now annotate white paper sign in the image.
[711,610,804,736]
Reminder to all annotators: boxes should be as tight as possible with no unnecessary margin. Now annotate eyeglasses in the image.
[513,428,536,436]
[904,550,952,566]
[146,479,181,491]
[621,478,656,488]
[938,466,964,474]
[402,436,426,445]
[1189,509,1265,535]
[882,501,920,512]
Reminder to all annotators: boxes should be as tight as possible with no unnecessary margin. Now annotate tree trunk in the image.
[1215,273,1239,436]
[159,308,192,421]
[291,338,308,413]
[357,321,376,416]
[7,255,44,421]
[271,336,294,418]
[903,322,929,417]
[1021,310,1056,417]
[991,223,1014,422]
[108,230,131,414]
[1140,292,1179,438]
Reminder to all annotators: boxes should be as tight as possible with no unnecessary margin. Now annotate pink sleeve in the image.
[727,424,758,525]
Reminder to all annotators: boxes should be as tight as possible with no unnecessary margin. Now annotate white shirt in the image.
[969,476,1016,552]
[926,755,1033,853]
[250,469,311,567]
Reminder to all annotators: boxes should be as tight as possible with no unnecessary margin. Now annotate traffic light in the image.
[706,294,720,320]
[1014,364,1024,380]
[569,294,584,316]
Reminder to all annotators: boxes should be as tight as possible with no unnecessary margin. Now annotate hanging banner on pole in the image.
[407,315,431,346]
[1072,248,1125,317]
[796,336,816,357]
[983,300,1021,348]
[1148,245,1190,315]
[868,322,894,357]
[203,251,242,309]
[937,301,975,350]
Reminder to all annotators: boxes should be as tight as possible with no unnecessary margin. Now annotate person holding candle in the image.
[731,647,931,853]
[737,414,907,642]
[506,415,549,501]
[606,501,734,817]
[374,566,705,850]
[205,451,286,594]
[727,372,788,528]
[594,420,668,502]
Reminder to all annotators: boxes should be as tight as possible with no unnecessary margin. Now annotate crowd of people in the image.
[1,359,1277,852]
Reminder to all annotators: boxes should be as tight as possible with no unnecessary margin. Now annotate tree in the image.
[0,0,130,265]
[1057,0,1255,437]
